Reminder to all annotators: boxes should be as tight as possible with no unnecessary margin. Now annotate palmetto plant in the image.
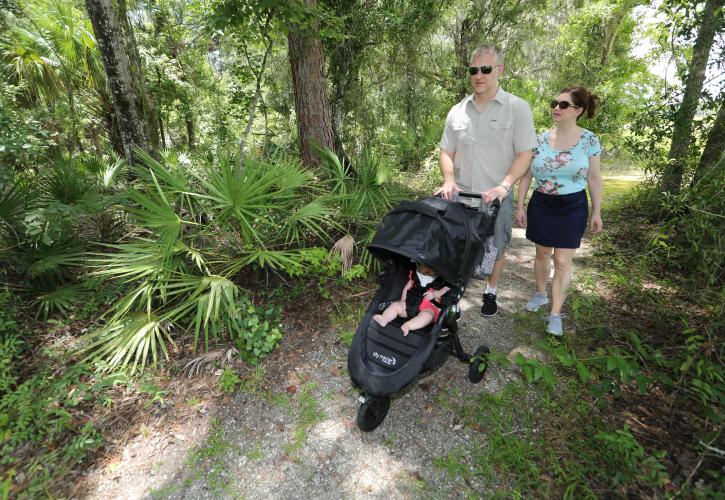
[317,147,396,270]
[80,149,341,372]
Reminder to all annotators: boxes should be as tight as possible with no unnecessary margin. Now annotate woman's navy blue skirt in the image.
[526,190,588,248]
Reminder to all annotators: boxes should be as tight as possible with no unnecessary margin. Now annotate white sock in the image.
[485,284,497,295]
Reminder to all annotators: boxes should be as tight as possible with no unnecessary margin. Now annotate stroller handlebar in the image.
[453,191,501,209]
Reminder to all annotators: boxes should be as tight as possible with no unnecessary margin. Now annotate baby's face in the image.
[418,263,435,276]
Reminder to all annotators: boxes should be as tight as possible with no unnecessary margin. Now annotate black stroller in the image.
[348,193,499,431]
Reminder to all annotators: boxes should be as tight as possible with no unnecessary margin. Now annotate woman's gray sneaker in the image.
[525,292,549,312]
[546,314,563,336]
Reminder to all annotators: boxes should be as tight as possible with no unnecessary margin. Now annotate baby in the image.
[373,262,450,336]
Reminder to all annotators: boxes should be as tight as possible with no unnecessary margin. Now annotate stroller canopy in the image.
[368,196,497,288]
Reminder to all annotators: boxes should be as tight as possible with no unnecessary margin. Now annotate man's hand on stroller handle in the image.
[434,180,460,200]
[482,184,509,204]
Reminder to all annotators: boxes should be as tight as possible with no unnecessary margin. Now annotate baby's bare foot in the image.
[373,314,387,326]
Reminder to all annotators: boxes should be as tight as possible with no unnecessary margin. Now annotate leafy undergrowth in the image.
[0,262,373,498]
[434,185,722,498]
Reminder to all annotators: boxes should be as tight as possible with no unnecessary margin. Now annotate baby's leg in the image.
[373,301,406,327]
[401,310,435,336]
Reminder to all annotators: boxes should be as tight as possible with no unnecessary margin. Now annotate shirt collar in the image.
[465,87,507,107]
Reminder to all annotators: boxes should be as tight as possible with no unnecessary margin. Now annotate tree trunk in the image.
[692,95,725,187]
[287,0,334,167]
[660,0,722,194]
[454,16,473,100]
[98,87,125,157]
[117,0,159,149]
[85,0,150,163]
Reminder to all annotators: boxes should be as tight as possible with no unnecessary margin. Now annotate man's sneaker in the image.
[546,314,563,336]
[525,292,549,312]
[480,293,497,317]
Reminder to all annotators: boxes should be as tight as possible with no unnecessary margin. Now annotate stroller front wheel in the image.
[356,396,391,432]
[468,345,490,383]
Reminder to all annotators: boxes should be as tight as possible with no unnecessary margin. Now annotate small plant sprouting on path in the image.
[185,417,239,496]
[286,382,326,455]
[219,367,241,393]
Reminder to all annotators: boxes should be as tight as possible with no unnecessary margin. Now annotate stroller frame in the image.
[349,193,496,431]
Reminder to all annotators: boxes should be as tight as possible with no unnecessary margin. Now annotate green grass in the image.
[185,417,239,495]
[285,382,325,454]
[602,175,641,208]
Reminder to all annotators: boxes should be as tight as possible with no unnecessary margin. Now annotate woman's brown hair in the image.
[560,86,600,120]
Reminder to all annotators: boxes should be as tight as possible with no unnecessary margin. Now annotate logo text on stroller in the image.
[372,351,396,366]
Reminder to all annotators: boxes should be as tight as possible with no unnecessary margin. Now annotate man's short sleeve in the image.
[512,100,538,153]
[439,109,457,153]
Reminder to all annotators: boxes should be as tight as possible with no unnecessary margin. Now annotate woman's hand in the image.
[590,213,603,234]
[515,206,527,228]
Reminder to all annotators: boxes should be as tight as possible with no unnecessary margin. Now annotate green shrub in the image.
[230,296,283,365]
[0,361,115,494]
[593,425,669,488]
[218,367,240,393]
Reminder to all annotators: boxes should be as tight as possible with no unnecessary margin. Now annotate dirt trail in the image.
[79,228,565,499]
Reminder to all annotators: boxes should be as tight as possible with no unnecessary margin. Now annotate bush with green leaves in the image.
[593,425,669,488]
[0,81,50,171]
[218,367,240,393]
[0,358,115,495]
[79,147,391,372]
[230,296,283,365]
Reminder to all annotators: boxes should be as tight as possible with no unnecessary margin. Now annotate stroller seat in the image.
[364,319,433,372]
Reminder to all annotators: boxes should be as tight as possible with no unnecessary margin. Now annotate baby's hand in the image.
[423,290,437,300]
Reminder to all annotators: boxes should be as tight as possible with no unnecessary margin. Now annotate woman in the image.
[516,86,603,336]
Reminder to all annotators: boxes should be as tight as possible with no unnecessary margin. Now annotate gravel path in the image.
[80,228,563,499]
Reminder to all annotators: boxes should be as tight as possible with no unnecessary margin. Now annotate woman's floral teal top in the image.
[530,129,601,195]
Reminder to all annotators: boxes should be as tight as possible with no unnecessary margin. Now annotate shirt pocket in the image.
[484,118,513,146]
[489,118,513,130]
[451,118,475,144]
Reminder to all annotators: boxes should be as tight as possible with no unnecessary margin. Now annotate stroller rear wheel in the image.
[468,345,490,383]
[356,395,391,432]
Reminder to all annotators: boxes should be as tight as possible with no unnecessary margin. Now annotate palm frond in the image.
[268,155,315,193]
[26,242,85,279]
[132,147,190,197]
[315,147,349,197]
[31,282,87,319]
[192,159,283,244]
[159,274,242,351]
[281,200,340,245]
[223,247,317,276]
[39,162,95,205]
[101,155,127,188]
[0,178,33,244]
[78,313,173,374]
[126,171,194,255]
[89,240,167,282]
[330,234,355,274]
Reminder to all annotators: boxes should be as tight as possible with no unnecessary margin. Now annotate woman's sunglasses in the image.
[468,65,497,75]
[550,100,581,110]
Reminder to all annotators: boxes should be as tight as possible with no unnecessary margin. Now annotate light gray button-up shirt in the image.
[440,87,537,192]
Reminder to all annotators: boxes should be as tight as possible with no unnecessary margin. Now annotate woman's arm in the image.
[516,168,533,227]
[587,155,603,234]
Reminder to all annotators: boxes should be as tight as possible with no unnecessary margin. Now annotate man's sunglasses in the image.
[550,100,581,110]
[468,65,498,75]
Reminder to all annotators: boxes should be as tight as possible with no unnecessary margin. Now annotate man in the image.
[436,44,537,317]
